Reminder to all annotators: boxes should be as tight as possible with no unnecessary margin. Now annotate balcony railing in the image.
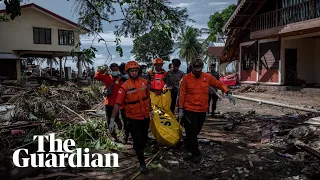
[251,0,320,32]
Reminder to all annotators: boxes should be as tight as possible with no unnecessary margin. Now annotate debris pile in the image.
[0,84,110,179]
[0,84,102,122]
[237,85,267,93]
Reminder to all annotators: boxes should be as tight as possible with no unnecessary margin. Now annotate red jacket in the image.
[94,71,124,108]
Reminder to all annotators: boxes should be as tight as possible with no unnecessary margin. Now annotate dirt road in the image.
[129,97,320,180]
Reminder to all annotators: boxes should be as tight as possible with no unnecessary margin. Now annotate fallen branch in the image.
[2,85,28,90]
[11,130,67,151]
[23,172,81,180]
[233,95,320,113]
[130,148,163,180]
[80,155,154,179]
[58,104,87,122]
[0,122,52,131]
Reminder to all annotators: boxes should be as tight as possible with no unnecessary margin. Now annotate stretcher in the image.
[150,90,183,146]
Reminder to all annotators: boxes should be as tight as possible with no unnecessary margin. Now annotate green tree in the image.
[176,27,203,64]
[207,4,236,42]
[131,29,174,65]
[75,0,189,58]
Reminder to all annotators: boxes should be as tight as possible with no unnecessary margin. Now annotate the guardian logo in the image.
[12,133,119,168]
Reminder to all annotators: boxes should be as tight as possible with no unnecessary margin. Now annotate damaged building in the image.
[222,0,320,86]
[0,3,89,84]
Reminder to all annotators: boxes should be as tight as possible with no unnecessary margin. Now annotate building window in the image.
[242,52,256,70]
[33,27,51,44]
[241,42,258,70]
[58,30,74,45]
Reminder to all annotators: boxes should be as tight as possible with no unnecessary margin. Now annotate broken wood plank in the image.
[234,95,320,113]
[294,140,320,160]
[130,148,162,180]
[261,123,271,144]
[305,116,320,126]
[23,172,80,180]
[58,104,87,122]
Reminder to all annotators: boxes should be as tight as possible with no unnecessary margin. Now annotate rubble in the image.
[236,85,267,93]
[0,82,319,179]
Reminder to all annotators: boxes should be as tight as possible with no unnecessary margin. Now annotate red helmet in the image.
[125,61,139,71]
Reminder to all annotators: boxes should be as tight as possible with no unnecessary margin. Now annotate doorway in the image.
[285,49,297,85]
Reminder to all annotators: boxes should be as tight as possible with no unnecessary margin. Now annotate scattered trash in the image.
[220,170,228,174]
[276,152,294,158]
[167,160,179,165]
[284,175,300,180]
[236,167,244,174]
[249,161,254,167]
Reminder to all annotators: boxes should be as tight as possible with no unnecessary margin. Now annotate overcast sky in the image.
[0,0,237,72]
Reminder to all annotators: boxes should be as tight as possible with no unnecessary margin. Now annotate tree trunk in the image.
[50,60,53,76]
[77,56,82,78]
[64,57,67,69]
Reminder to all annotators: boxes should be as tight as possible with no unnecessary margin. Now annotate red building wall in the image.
[259,69,279,82]
[241,70,257,82]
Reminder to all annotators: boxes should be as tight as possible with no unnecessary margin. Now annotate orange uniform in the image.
[94,71,125,108]
[179,72,228,112]
[147,69,167,93]
[116,77,151,120]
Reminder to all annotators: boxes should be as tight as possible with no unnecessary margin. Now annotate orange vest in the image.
[179,72,229,112]
[148,70,167,92]
[121,78,150,120]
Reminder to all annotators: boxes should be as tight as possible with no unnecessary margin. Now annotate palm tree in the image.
[176,27,203,64]
[81,55,94,68]
[37,58,59,75]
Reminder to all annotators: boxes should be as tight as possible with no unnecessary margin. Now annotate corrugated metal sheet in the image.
[209,42,225,47]
[0,53,19,59]
[208,47,224,57]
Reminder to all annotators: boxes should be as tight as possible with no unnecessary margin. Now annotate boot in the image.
[120,132,129,144]
[137,150,149,174]
[117,120,123,131]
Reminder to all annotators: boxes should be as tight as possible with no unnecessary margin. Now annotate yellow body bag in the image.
[150,90,183,146]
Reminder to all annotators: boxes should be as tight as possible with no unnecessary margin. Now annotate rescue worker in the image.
[118,63,130,144]
[109,61,153,174]
[147,58,168,95]
[139,63,148,79]
[166,59,185,114]
[208,63,220,117]
[178,57,235,163]
[94,63,123,140]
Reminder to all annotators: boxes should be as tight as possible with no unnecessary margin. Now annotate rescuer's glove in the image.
[178,109,184,119]
[109,118,115,133]
[225,91,236,105]
[150,111,154,119]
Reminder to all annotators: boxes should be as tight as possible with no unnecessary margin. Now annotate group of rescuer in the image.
[94,57,236,173]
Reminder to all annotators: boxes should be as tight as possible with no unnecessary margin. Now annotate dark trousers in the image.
[120,108,130,141]
[105,105,123,137]
[170,89,178,114]
[208,93,219,114]
[182,110,206,156]
[128,118,150,164]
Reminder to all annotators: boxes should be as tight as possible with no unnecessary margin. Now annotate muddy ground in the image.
[2,86,320,180]
[129,98,320,180]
